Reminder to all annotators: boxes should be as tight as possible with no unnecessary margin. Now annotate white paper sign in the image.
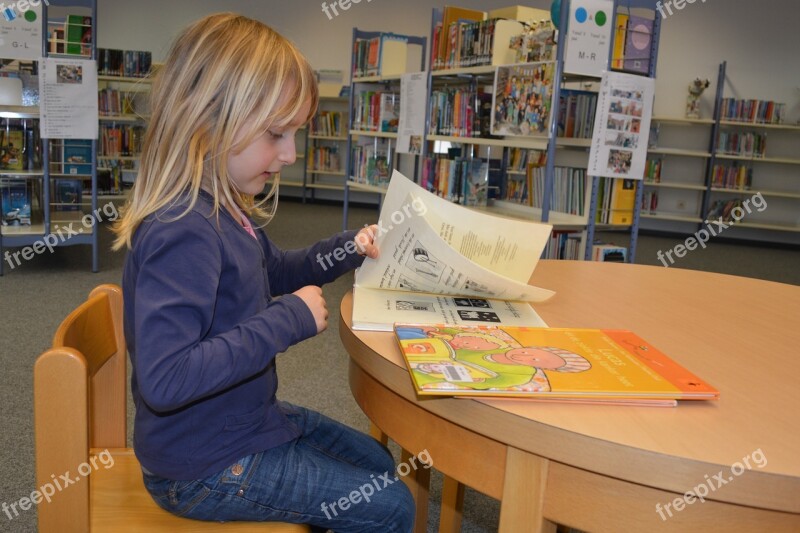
[0,3,43,60]
[397,72,427,154]
[564,0,614,77]
[39,57,98,139]
[587,70,655,180]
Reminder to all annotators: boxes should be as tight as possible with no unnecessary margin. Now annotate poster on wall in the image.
[397,72,427,154]
[39,57,98,139]
[491,62,555,137]
[587,70,655,180]
[0,2,43,60]
[564,0,614,77]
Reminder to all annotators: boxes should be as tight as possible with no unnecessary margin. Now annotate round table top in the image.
[340,260,800,514]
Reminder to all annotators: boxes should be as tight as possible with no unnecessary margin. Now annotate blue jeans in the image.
[141,402,415,532]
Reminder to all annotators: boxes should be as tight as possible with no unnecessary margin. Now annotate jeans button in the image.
[231,464,244,476]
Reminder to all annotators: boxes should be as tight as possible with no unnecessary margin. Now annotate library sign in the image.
[0,0,46,60]
[564,0,613,77]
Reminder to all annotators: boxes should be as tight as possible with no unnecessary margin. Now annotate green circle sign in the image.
[24,10,37,22]
[595,10,607,26]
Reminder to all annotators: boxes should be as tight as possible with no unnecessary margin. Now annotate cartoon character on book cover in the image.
[396,325,591,393]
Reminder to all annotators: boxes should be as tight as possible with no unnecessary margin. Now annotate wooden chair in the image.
[34,284,308,532]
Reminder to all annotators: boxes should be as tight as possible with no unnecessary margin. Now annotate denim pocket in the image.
[220,452,262,491]
[142,472,211,517]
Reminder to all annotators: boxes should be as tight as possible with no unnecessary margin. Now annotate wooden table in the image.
[339,260,800,533]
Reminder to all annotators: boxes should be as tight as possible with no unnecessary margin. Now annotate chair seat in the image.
[89,449,310,532]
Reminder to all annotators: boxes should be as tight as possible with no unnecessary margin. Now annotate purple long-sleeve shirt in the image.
[122,189,363,480]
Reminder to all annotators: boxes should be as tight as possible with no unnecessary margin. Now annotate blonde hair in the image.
[112,13,318,250]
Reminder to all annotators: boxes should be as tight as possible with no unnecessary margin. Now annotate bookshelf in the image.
[413,1,662,262]
[342,28,427,230]
[640,116,714,225]
[0,0,101,275]
[640,60,800,242]
[96,72,150,199]
[303,96,349,201]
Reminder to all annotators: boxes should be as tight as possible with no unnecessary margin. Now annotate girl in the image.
[112,13,414,532]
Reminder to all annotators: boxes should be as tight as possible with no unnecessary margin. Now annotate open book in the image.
[351,170,555,331]
[394,324,720,402]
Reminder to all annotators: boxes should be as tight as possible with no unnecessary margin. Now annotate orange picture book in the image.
[393,324,719,402]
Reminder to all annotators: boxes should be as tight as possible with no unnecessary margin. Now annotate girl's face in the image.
[226,98,311,196]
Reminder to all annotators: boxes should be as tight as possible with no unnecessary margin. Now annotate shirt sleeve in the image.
[131,214,317,413]
[262,229,365,296]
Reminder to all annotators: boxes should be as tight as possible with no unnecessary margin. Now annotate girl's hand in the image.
[293,285,328,333]
[355,224,380,259]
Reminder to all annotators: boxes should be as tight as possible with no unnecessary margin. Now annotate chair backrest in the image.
[34,284,127,532]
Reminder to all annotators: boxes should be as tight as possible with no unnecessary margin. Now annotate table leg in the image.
[401,448,431,533]
[369,422,389,446]
[498,447,557,533]
[438,475,465,533]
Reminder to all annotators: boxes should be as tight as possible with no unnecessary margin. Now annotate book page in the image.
[355,170,554,302]
[421,205,550,284]
[352,287,547,332]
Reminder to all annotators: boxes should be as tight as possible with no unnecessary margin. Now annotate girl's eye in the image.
[267,131,284,140]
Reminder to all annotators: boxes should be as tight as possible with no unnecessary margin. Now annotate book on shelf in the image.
[706,199,743,223]
[642,190,658,214]
[720,97,785,125]
[351,170,554,332]
[611,11,629,70]
[65,15,92,56]
[352,33,409,78]
[622,14,654,75]
[609,178,636,225]
[711,164,751,190]
[592,243,627,262]
[393,323,719,402]
[350,139,390,187]
[311,111,344,137]
[307,145,340,172]
[542,230,582,261]
[558,88,598,139]
[63,140,92,175]
[54,179,82,211]
[420,155,488,206]
[379,92,400,133]
[716,131,766,158]
[0,179,32,226]
[97,48,153,77]
[643,157,661,182]
[0,129,25,171]
[428,86,493,138]
[353,90,399,132]
[433,6,486,70]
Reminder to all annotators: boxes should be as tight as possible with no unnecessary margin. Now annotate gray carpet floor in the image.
[0,197,797,532]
